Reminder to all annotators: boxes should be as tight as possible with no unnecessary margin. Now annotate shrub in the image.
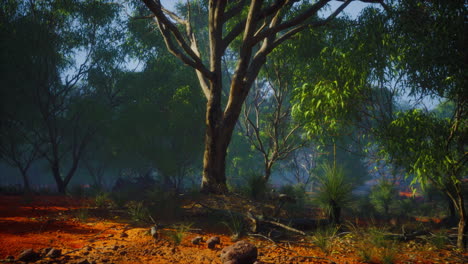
[278,184,309,216]
[310,226,338,254]
[126,201,150,225]
[75,206,89,222]
[429,231,450,249]
[313,163,353,224]
[166,223,192,246]
[94,192,110,209]
[243,172,268,200]
[222,213,245,241]
[369,180,397,218]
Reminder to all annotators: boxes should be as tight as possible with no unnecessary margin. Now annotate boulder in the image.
[220,240,258,264]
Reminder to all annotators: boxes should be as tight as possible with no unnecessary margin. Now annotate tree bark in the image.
[455,194,467,249]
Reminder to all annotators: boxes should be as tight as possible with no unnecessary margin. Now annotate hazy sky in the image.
[159,0,376,18]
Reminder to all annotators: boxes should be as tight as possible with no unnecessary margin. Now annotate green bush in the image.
[310,226,338,254]
[278,184,309,215]
[243,172,268,200]
[313,163,353,224]
[126,201,150,224]
[369,180,397,218]
[94,192,110,209]
[165,223,192,246]
[222,212,245,241]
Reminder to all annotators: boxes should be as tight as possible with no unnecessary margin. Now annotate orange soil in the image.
[0,195,466,264]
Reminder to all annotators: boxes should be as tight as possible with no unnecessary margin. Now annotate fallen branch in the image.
[259,218,306,236]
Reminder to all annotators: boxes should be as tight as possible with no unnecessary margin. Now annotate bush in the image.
[369,180,397,218]
[165,223,192,246]
[94,192,110,209]
[126,201,150,225]
[313,163,353,224]
[243,172,268,200]
[145,187,182,220]
[309,226,338,254]
[278,184,309,215]
[222,212,245,241]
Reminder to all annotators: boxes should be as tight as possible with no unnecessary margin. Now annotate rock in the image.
[206,236,221,249]
[150,225,158,239]
[220,240,258,264]
[17,248,40,262]
[46,248,62,258]
[76,259,91,264]
[120,232,128,238]
[191,236,203,245]
[5,255,14,260]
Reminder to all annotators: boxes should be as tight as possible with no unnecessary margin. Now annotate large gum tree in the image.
[138,0,385,194]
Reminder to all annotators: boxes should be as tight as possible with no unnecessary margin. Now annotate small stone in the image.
[17,248,40,262]
[119,251,127,256]
[46,248,62,258]
[111,245,119,251]
[107,234,114,238]
[120,233,128,238]
[76,259,91,264]
[220,240,258,264]
[191,236,203,245]
[5,255,14,260]
[207,236,221,249]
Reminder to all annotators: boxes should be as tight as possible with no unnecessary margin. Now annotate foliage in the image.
[94,192,110,209]
[75,206,90,222]
[166,223,193,246]
[126,201,150,225]
[313,163,353,224]
[369,180,397,217]
[222,212,245,241]
[278,184,308,214]
[242,172,269,200]
[310,226,338,255]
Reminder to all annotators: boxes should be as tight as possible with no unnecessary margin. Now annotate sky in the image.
[160,0,377,18]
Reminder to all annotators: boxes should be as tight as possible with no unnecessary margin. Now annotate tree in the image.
[137,0,381,193]
[242,58,305,182]
[291,1,467,248]
[378,109,467,248]
[0,0,124,193]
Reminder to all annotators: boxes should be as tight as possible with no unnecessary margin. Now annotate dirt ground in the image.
[0,194,467,264]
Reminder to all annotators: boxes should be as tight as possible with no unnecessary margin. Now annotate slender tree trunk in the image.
[50,161,65,194]
[19,168,31,193]
[456,194,466,249]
